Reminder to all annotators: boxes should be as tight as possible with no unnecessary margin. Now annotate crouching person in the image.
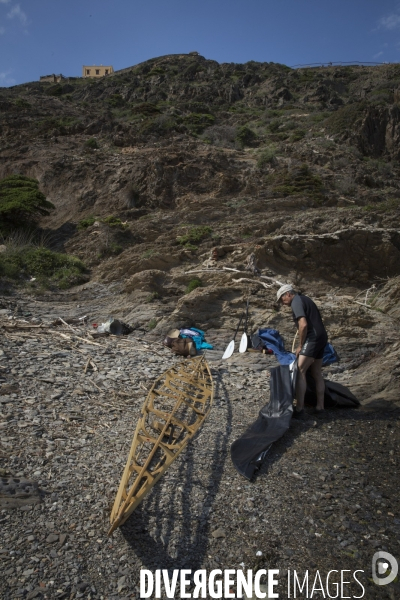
[277,285,328,417]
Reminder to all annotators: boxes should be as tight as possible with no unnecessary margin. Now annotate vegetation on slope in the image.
[0,175,55,234]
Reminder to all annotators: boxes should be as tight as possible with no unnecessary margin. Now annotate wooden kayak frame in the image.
[108,355,213,535]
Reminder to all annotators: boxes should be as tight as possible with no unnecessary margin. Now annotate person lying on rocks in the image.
[277,284,328,418]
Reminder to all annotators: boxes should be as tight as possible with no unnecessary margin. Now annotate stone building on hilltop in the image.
[39,74,67,83]
[82,65,114,78]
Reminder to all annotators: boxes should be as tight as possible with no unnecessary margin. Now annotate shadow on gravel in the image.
[120,372,232,573]
[255,407,399,481]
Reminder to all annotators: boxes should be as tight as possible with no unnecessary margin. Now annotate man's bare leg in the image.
[295,355,315,411]
[309,358,325,411]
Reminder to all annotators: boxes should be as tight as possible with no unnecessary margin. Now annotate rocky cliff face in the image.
[1,54,400,406]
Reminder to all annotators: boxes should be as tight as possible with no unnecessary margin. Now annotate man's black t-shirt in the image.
[291,293,327,342]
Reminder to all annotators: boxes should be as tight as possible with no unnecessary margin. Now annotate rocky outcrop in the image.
[255,227,400,283]
[358,105,400,159]
[371,275,400,319]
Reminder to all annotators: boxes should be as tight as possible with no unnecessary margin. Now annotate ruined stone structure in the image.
[39,74,66,83]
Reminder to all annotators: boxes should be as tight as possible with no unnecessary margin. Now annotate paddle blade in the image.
[222,340,235,360]
[239,333,248,353]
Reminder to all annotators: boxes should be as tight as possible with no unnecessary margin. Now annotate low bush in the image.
[148,318,157,330]
[268,164,324,201]
[84,138,99,150]
[98,244,123,258]
[146,67,165,77]
[78,216,97,230]
[364,198,400,212]
[102,215,127,228]
[45,84,62,96]
[14,98,31,109]
[145,291,160,303]
[141,249,158,259]
[139,115,180,136]
[0,175,54,233]
[185,278,202,294]
[0,246,87,289]
[268,119,282,133]
[106,94,125,108]
[256,146,276,168]
[78,215,128,230]
[183,113,215,135]
[335,176,356,195]
[290,129,306,142]
[201,125,236,147]
[325,103,366,135]
[177,226,212,246]
[236,125,257,147]
[131,102,160,116]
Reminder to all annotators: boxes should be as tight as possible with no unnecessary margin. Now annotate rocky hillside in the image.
[1,53,400,405]
[1,55,400,600]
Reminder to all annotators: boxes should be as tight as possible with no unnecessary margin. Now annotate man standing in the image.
[276,285,328,417]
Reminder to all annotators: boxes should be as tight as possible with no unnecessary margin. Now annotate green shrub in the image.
[0,175,54,232]
[184,101,211,114]
[139,115,180,136]
[227,199,247,209]
[364,198,400,212]
[325,103,366,135]
[183,63,202,79]
[268,119,282,133]
[141,248,158,259]
[265,109,285,119]
[84,138,99,150]
[78,216,97,230]
[290,129,306,142]
[45,84,62,96]
[256,146,276,168]
[185,278,202,294]
[177,226,212,246]
[0,246,86,289]
[146,67,165,77]
[268,164,324,201]
[14,98,31,109]
[131,102,160,116]
[183,113,215,135]
[78,215,128,230]
[98,244,123,257]
[145,291,160,303]
[101,215,128,228]
[296,70,315,83]
[308,111,332,123]
[148,318,157,330]
[236,126,257,147]
[106,94,125,107]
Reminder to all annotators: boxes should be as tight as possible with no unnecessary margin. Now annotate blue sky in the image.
[2,0,400,87]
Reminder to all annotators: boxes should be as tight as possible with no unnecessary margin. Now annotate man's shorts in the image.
[299,336,327,360]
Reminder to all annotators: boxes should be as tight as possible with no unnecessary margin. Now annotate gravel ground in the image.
[1,297,399,600]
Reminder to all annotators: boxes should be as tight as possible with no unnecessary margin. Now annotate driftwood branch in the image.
[235,277,275,289]
[184,269,228,274]
[260,275,285,286]
[184,266,285,288]
[354,284,377,306]
[57,317,79,333]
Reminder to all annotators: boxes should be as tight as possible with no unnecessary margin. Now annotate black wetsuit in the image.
[291,294,328,359]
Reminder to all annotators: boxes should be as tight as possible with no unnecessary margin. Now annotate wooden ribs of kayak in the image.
[108,355,213,535]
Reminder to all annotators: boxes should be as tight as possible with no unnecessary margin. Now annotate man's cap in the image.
[277,284,294,301]
[166,328,180,338]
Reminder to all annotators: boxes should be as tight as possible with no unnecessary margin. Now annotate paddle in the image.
[222,314,244,359]
[239,298,250,353]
